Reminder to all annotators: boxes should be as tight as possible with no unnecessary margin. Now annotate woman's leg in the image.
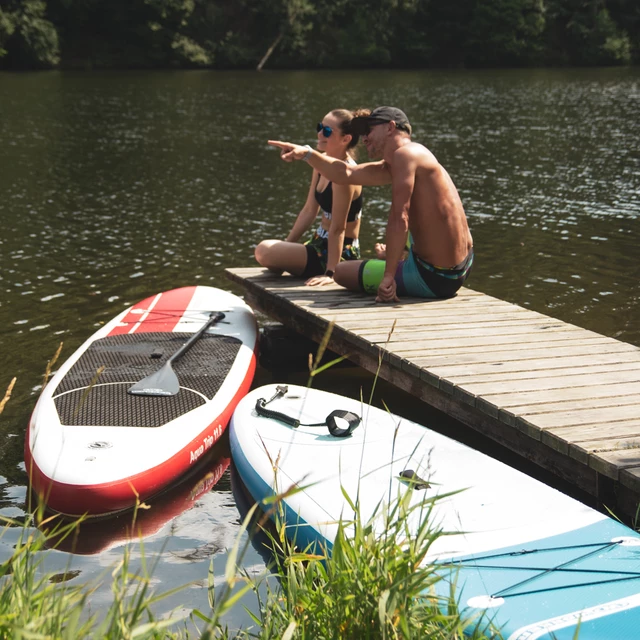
[254,240,309,276]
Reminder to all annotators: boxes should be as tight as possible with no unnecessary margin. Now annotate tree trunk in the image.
[257,31,284,71]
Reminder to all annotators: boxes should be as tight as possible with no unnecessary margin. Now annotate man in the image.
[268,106,473,303]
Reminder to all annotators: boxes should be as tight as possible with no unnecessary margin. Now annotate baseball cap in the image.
[351,106,411,136]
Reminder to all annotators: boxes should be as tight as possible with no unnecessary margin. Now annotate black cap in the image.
[351,106,411,136]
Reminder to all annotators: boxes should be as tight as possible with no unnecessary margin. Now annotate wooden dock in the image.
[226,267,640,520]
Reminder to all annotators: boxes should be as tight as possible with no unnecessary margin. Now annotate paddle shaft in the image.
[127,311,225,396]
[167,311,225,365]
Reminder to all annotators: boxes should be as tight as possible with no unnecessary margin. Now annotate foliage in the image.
[466,0,547,67]
[1,0,59,68]
[0,0,637,69]
[0,8,15,58]
[544,0,632,64]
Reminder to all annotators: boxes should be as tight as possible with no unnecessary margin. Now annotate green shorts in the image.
[358,246,473,299]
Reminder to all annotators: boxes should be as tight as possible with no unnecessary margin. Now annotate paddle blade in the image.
[127,311,224,397]
[127,361,180,397]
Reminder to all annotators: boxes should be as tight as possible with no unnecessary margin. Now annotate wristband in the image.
[302,145,313,161]
[324,269,334,278]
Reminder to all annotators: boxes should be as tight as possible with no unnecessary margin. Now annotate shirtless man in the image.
[268,106,473,302]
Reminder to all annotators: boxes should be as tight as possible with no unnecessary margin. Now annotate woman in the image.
[255,108,368,286]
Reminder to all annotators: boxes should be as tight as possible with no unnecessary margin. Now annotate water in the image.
[0,67,639,630]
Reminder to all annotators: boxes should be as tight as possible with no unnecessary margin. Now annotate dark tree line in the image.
[0,0,637,70]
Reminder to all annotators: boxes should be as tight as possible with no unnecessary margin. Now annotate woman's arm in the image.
[286,170,321,242]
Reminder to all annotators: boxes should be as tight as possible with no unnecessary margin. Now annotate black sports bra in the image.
[315,182,363,222]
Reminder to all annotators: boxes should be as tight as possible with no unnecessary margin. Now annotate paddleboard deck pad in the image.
[230,384,640,640]
[26,286,257,516]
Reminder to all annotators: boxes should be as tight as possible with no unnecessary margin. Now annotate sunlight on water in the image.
[0,67,638,628]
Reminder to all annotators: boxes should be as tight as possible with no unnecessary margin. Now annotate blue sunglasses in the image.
[316,122,333,138]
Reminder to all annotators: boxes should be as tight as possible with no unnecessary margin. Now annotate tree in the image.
[257,0,314,70]
[545,0,631,65]
[2,1,59,68]
[0,8,16,59]
[466,0,546,67]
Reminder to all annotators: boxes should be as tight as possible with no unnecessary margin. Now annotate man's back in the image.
[392,142,472,268]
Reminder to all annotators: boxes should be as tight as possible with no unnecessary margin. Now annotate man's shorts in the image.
[358,246,474,299]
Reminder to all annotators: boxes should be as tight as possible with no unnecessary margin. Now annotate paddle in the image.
[127,312,225,397]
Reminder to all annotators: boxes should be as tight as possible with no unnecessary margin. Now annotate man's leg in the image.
[334,260,363,291]
[335,259,389,294]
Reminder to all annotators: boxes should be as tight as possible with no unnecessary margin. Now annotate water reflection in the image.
[38,448,231,556]
[21,443,264,631]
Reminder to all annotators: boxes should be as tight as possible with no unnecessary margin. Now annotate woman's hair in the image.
[331,108,371,151]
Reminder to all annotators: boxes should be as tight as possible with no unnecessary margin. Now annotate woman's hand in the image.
[305,274,335,287]
[374,243,386,259]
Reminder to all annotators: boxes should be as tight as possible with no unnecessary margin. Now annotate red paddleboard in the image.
[26,286,257,516]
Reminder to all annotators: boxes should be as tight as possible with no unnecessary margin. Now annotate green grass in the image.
[0,471,500,639]
[239,483,499,640]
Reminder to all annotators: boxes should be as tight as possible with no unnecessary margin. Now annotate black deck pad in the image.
[53,332,242,428]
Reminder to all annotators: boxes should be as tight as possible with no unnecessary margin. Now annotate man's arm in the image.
[268,140,391,186]
[376,148,416,302]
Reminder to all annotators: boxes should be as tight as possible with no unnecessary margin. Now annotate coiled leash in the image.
[255,385,361,438]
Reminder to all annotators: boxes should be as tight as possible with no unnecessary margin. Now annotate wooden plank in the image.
[398,336,618,358]
[514,393,640,416]
[620,467,640,496]
[487,381,640,410]
[337,316,560,332]
[427,350,640,378]
[589,448,640,481]
[385,332,608,356]
[326,307,537,322]
[459,369,640,396]
[442,361,640,385]
[541,419,640,462]
[354,321,574,342]
[562,422,640,448]
[569,434,640,469]
[288,296,511,314]
[534,404,640,429]
[227,267,485,297]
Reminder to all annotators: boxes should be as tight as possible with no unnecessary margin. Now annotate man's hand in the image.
[268,140,309,162]
[376,274,400,303]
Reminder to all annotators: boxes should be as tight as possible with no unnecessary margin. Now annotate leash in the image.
[255,385,361,438]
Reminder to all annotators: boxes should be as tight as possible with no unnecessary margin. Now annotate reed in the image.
[1,328,507,638]
[231,475,499,639]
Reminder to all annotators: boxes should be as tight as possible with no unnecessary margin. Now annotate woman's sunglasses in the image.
[316,122,333,138]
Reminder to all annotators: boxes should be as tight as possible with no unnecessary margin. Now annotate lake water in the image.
[0,67,638,631]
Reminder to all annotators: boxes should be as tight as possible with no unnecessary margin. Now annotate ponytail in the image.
[330,107,372,158]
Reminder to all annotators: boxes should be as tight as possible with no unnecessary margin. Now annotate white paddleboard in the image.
[230,383,640,639]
